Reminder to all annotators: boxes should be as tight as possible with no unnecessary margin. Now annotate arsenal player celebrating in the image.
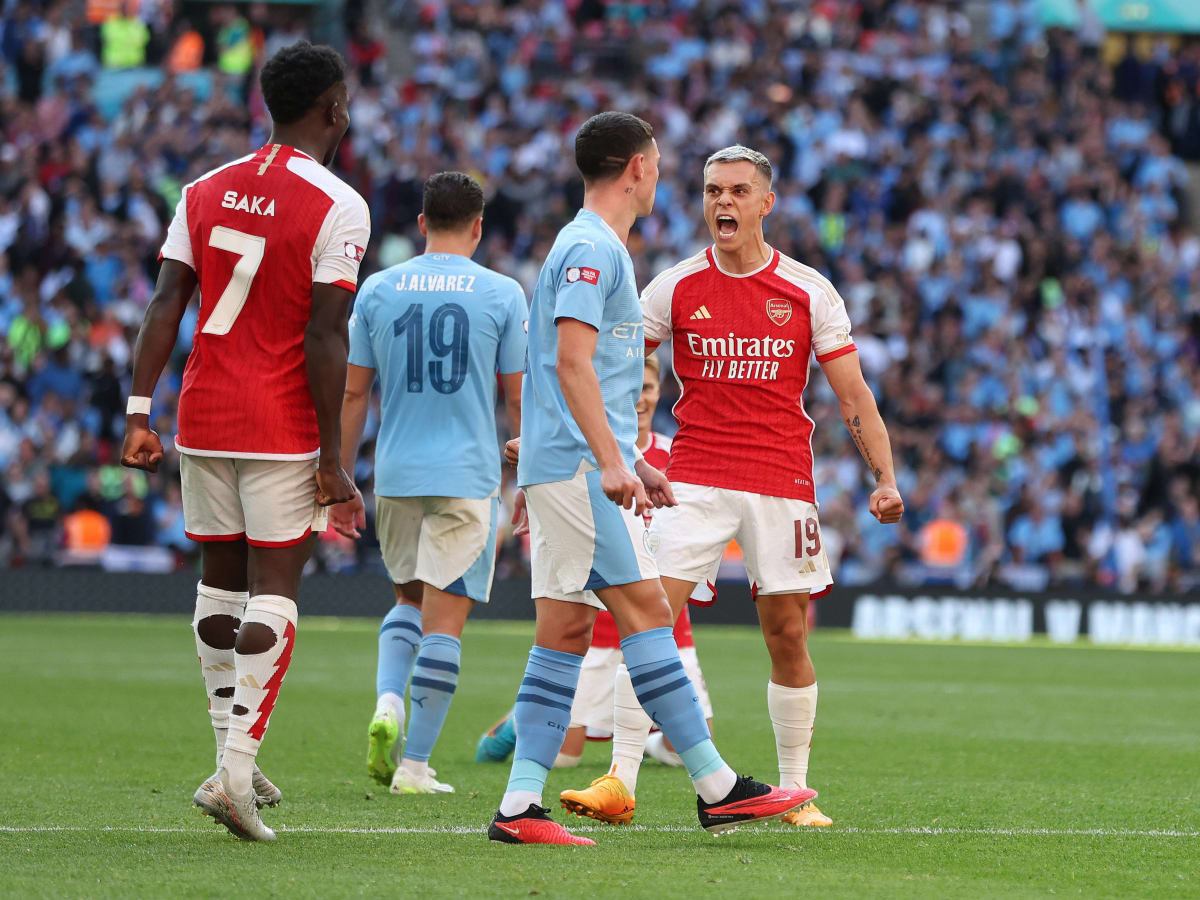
[120,42,369,841]
[567,145,904,830]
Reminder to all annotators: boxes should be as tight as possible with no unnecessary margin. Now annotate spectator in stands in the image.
[0,1,1197,595]
[100,3,150,70]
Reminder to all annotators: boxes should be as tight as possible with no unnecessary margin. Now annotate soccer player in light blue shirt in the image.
[490,113,809,846]
[331,173,527,795]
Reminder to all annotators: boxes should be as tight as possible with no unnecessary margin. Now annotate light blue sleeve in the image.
[347,288,376,369]
[498,280,528,374]
[551,239,617,330]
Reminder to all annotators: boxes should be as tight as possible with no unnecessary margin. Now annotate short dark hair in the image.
[575,112,654,183]
[422,172,484,231]
[259,41,346,125]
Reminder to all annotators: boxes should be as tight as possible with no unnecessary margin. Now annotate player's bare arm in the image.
[121,259,198,473]
[501,371,522,440]
[820,350,904,524]
[306,283,358,507]
[329,362,374,538]
[501,370,529,534]
[556,316,648,515]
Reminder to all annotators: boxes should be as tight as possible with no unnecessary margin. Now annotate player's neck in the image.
[423,234,475,257]
[267,128,327,167]
[636,429,651,451]
[582,188,637,245]
[712,236,772,275]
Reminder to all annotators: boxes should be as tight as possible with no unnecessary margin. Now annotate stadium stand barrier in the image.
[3,569,1196,647]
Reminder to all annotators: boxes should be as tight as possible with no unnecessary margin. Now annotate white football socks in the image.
[609,663,653,793]
[499,790,542,817]
[225,595,298,796]
[554,751,582,768]
[644,731,683,766]
[767,680,818,789]
[693,765,738,804]
[192,581,249,767]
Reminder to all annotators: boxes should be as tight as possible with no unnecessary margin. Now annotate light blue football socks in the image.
[621,627,734,802]
[404,633,462,763]
[376,604,422,713]
[499,645,583,815]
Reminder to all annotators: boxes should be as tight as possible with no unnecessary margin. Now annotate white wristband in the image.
[633,443,644,463]
[126,396,152,416]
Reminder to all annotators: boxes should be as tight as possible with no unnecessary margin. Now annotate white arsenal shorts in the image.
[569,645,713,736]
[375,493,499,604]
[650,482,832,597]
[180,454,328,548]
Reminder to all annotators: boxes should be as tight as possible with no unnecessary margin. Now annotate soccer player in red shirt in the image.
[564,145,904,829]
[120,41,369,841]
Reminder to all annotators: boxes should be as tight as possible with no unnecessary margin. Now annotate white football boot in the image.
[193,768,276,841]
[216,747,282,809]
[390,765,454,794]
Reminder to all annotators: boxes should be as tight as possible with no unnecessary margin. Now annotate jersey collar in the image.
[576,208,623,245]
[708,245,778,279]
[256,143,317,163]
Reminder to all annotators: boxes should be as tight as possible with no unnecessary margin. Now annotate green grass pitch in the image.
[1,612,1197,898]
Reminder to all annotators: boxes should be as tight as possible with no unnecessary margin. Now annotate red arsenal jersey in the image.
[160,144,370,459]
[641,246,855,502]
[640,430,671,474]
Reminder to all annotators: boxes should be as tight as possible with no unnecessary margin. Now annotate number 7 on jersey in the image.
[201,226,266,335]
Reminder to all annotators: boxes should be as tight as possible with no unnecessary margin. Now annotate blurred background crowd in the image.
[2,0,1199,595]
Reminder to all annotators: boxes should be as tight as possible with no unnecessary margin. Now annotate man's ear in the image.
[762,190,776,218]
[629,152,646,182]
[472,216,483,242]
[417,213,428,238]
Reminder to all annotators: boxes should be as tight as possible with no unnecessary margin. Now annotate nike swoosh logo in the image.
[495,821,520,836]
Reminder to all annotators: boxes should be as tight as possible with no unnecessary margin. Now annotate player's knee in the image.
[235,621,278,655]
[558,616,594,652]
[196,614,240,650]
[763,616,808,656]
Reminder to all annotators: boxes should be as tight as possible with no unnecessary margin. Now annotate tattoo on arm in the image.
[845,413,883,483]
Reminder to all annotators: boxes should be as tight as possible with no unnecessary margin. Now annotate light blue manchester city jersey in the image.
[349,253,527,499]
[517,209,644,488]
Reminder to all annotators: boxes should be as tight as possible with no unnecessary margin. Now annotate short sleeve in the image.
[639,271,675,346]
[810,277,856,363]
[313,190,371,292]
[347,287,376,369]
[497,280,528,374]
[551,239,614,330]
[159,189,194,269]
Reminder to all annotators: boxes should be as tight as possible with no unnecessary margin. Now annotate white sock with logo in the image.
[192,582,249,768]
[224,595,298,796]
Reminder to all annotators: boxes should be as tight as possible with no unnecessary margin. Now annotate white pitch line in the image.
[1,825,1197,838]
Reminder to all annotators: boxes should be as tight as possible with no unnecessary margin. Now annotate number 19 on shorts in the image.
[795,516,822,559]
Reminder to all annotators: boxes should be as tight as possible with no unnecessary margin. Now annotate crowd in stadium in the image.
[2,0,1199,594]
